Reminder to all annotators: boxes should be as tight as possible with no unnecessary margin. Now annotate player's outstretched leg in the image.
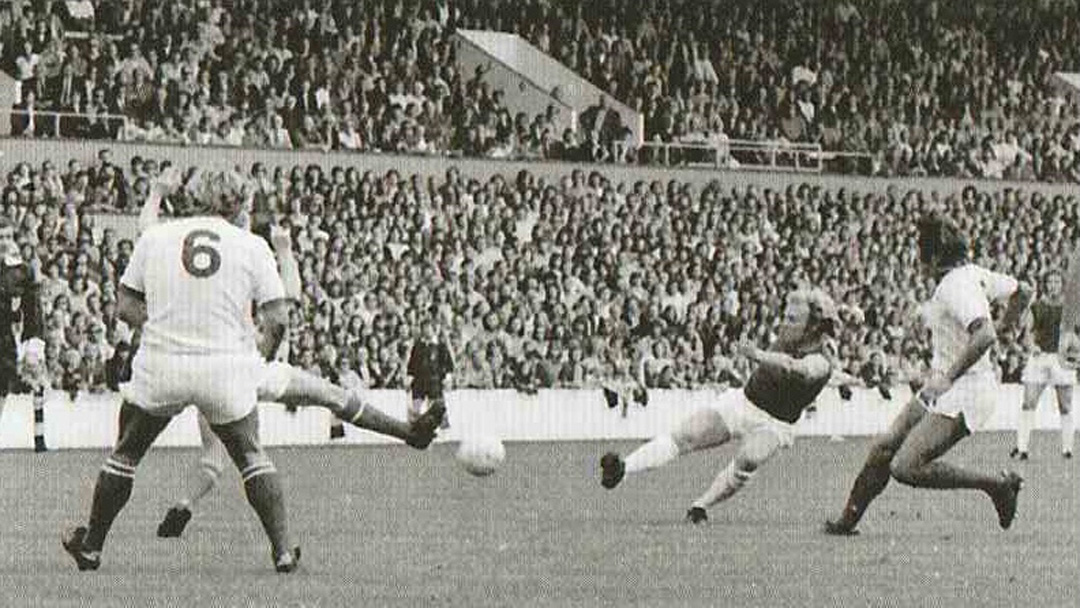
[63,402,172,570]
[158,414,225,538]
[685,430,783,524]
[266,364,443,448]
[601,408,732,489]
[209,409,299,573]
[889,411,1024,529]
[825,399,926,536]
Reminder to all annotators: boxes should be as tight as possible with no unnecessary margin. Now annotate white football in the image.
[455,436,506,477]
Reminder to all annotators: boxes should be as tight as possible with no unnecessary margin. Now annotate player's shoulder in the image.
[939,263,1001,292]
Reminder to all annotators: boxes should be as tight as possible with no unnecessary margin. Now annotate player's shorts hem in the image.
[1021,353,1076,386]
[712,392,797,448]
[922,372,999,432]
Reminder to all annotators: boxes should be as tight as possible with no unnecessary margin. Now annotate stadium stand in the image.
[1,137,1074,396]
[1,0,1079,179]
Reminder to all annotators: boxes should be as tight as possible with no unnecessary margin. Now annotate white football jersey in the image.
[121,216,286,356]
[922,264,1017,375]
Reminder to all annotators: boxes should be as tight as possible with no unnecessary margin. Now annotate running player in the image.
[1013,270,1074,460]
[62,172,303,572]
[598,288,839,523]
[133,169,444,539]
[825,213,1032,536]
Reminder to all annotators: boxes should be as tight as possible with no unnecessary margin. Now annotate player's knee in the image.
[236,451,277,483]
[888,452,920,485]
[866,442,897,467]
[198,456,225,480]
[733,455,761,474]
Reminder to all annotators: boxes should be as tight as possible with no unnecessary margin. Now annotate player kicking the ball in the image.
[131,169,444,540]
[599,288,841,523]
[824,213,1032,536]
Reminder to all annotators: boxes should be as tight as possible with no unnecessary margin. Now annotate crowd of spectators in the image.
[4,1,1080,180]
[2,151,1073,397]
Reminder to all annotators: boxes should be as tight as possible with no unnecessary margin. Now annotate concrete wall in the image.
[454,30,577,139]
[0,385,1056,450]
[456,30,644,144]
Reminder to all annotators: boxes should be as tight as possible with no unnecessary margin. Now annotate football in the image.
[455,436,506,477]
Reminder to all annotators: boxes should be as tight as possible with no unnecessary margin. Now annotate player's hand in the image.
[1059,330,1080,369]
[917,373,952,405]
[269,224,292,253]
[151,165,184,195]
[736,339,760,361]
[18,337,45,367]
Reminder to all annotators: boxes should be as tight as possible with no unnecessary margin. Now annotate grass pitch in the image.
[1,432,1076,607]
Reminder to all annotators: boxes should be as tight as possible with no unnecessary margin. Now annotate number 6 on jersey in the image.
[182,230,222,278]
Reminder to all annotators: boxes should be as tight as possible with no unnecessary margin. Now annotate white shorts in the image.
[1021,353,1075,386]
[257,361,293,402]
[711,390,797,448]
[920,371,999,432]
[121,349,269,425]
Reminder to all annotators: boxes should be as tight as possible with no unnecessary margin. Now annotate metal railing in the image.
[615,139,828,173]
[4,108,130,140]
[2,107,883,176]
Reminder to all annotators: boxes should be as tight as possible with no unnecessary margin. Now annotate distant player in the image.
[62,173,304,572]
[825,214,1032,536]
[599,289,839,523]
[0,216,47,451]
[131,170,444,539]
[1013,270,1074,460]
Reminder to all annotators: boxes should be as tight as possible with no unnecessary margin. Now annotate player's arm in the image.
[828,368,863,387]
[117,284,147,329]
[738,341,831,383]
[256,298,289,361]
[941,318,997,384]
[116,226,151,331]
[998,279,1034,333]
[407,341,420,377]
[268,224,302,300]
[252,238,289,361]
[137,166,184,232]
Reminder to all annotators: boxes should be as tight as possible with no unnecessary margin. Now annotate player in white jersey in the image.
[62,175,303,572]
[129,169,445,539]
[825,213,1032,535]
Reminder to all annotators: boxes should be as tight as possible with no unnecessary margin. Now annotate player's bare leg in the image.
[158,414,225,538]
[273,367,443,448]
[825,398,926,535]
[601,408,733,489]
[1054,385,1074,458]
[889,410,1023,528]
[63,402,172,570]
[209,409,299,572]
[686,429,783,524]
[1013,382,1044,460]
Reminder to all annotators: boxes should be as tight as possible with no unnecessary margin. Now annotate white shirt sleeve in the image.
[251,239,286,306]
[978,267,1019,302]
[120,231,150,293]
